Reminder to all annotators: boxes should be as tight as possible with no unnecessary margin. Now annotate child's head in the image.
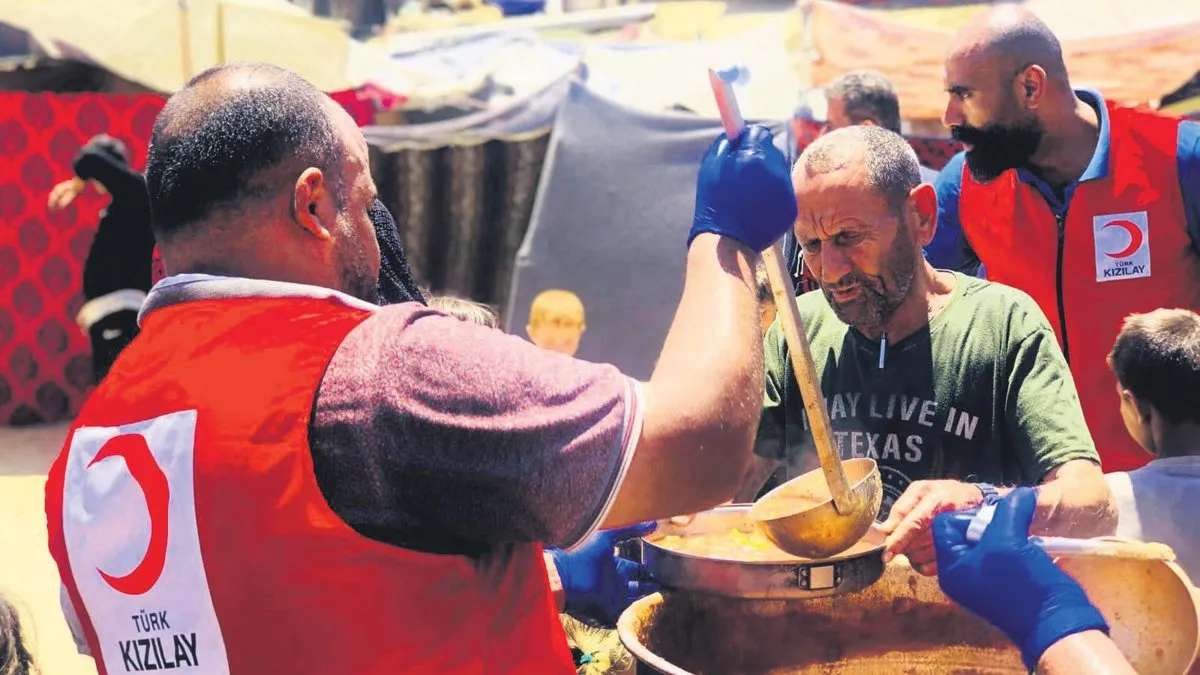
[0,594,36,675]
[1107,308,1200,457]
[526,289,586,356]
[429,295,500,330]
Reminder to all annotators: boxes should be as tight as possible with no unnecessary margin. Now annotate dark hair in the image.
[0,595,36,675]
[145,62,342,240]
[826,71,902,134]
[1108,309,1200,425]
[85,134,130,166]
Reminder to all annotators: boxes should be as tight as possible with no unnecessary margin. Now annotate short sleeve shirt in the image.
[755,273,1100,518]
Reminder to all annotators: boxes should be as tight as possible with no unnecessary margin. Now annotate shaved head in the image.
[952,5,1069,87]
[943,5,1072,182]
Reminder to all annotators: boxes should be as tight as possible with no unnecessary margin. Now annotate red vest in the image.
[959,102,1200,473]
[45,293,575,675]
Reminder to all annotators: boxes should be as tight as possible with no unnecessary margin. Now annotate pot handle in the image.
[794,562,841,591]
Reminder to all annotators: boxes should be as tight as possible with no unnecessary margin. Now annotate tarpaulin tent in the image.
[0,0,356,93]
[505,78,790,378]
[805,0,1200,121]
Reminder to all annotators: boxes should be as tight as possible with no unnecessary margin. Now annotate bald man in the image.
[927,5,1200,474]
[738,125,1114,577]
[43,62,797,673]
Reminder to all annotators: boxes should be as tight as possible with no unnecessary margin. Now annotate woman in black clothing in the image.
[47,135,156,383]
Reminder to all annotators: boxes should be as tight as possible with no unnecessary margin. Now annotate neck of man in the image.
[1151,421,1200,460]
[1028,91,1100,188]
[860,264,956,343]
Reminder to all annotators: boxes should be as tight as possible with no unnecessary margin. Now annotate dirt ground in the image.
[0,422,98,675]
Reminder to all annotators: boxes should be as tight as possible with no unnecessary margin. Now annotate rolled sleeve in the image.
[309,304,641,554]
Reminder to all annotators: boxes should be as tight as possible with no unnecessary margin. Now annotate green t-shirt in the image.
[755,272,1099,519]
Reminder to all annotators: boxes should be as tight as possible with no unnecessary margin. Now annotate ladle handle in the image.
[761,247,857,515]
[707,67,858,516]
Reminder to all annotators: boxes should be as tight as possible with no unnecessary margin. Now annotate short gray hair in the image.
[825,70,902,133]
[798,125,922,211]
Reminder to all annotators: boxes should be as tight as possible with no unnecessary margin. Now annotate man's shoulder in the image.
[934,151,967,192]
[949,274,1055,338]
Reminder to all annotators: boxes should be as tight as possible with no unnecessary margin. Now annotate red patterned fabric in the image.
[0,93,166,426]
[0,90,377,426]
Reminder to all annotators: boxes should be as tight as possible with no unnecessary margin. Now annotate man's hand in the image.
[48,178,85,211]
[880,479,985,575]
[688,125,796,252]
[547,522,659,626]
[934,487,1110,672]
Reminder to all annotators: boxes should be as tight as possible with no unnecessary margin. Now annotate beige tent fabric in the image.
[805,0,1200,121]
[0,0,355,93]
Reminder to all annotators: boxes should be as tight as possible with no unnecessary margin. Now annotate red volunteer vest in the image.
[45,293,575,675]
[959,102,1200,473]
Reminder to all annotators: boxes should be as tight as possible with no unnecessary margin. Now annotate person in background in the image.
[930,5,1200,473]
[822,71,941,185]
[737,126,1114,577]
[0,594,36,675]
[47,134,156,383]
[934,488,1135,675]
[428,295,500,329]
[1104,308,1200,582]
[526,288,587,356]
[47,61,795,674]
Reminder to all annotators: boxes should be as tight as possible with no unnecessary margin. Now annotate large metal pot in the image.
[641,506,884,600]
[619,557,1200,674]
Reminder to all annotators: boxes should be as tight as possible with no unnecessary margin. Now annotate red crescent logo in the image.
[1102,219,1144,259]
[88,434,170,596]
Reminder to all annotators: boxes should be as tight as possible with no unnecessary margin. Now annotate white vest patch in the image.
[62,410,230,674]
[1093,211,1152,282]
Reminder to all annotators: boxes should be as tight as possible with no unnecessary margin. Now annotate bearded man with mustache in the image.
[927,5,1200,476]
[735,125,1116,577]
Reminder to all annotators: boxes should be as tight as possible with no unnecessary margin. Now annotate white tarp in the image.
[1,0,355,93]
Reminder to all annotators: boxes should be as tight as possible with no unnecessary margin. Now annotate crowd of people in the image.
[2,3,1197,675]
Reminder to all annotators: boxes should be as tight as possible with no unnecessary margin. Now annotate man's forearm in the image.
[1037,630,1136,675]
[997,462,1117,538]
[641,235,764,498]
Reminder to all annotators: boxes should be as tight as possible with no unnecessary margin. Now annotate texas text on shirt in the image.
[927,90,1200,274]
[50,274,641,674]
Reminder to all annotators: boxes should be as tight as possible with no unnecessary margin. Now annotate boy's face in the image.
[527,301,585,356]
[1116,383,1156,456]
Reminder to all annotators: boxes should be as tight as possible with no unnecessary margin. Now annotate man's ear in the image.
[1018,64,1048,111]
[907,183,938,247]
[293,167,332,241]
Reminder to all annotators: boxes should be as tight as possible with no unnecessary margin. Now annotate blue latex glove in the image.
[689,125,797,252]
[933,487,1109,672]
[548,522,659,626]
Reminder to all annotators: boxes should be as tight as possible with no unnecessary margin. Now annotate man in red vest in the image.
[44,62,798,674]
[927,6,1200,473]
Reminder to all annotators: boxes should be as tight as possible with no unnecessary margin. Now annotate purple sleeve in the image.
[309,303,642,553]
